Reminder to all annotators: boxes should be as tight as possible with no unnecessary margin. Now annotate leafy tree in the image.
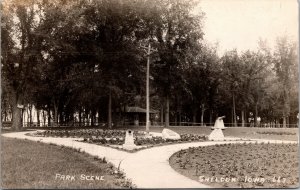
[29,0,87,127]
[220,50,242,126]
[273,37,298,127]
[80,0,146,128]
[142,0,204,127]
[238,50,269,127]
[185,44,220,125]
[1,0,44,130]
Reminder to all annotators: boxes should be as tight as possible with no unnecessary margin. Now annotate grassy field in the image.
[0,137,133,189]
[169,143,299,188]
[115,126,299,141]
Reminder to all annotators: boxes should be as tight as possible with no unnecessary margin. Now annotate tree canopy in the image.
[1,0,298,130]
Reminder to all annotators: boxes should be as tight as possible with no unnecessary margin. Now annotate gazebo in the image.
[124,106,159,126]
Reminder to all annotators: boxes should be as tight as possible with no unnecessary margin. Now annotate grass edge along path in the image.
[1,137,135,189]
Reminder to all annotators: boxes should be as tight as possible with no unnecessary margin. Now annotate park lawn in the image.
[137,127,299,141]
[0,137,133,189]
[223,127,299,141]
[19,125,300,141]
[169,143,300,188]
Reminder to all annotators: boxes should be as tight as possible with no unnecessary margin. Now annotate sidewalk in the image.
[1,131,298,188]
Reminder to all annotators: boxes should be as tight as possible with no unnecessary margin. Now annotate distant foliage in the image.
[1,0,298,129]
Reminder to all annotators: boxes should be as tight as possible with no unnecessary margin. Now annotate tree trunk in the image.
[53,103,58,127]
[59,112,64,125]
[3,107,7,122]
[192,109,197,124]
[254,103,258,127]
[108,88,112,128]
[87,112,90,126]
[231,107,233,126]
[11,92,22,131]
[283,116,286,128]
[12,103,22,131]
[42,110,45,126]
[79,108,82,126]
[165,95,170,128]
[98,109,102,124]
[83,108,87,126]
[174,113,178,126]
[283,85,290,128]
[47,108,51,127]
[179,110,182,126]
[37,109,40,127]
[209,110,213,125]
[232,93,237,127]
[28,104,32,127]
[160,105,164,126]
[241,110,245,127]
[26,108,30,126]
[200,104,205,126]
[91,109,95,127]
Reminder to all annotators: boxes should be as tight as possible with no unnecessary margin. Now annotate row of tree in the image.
[1,0,298,130]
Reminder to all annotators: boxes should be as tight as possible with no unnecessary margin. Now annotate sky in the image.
[197,0,298,55]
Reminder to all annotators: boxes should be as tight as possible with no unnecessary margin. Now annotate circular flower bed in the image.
[32,129,208,146]
[169,142,299,188]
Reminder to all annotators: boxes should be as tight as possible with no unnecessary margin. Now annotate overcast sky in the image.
[198,0,298,55]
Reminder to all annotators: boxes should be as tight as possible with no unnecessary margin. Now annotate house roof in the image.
[125,106,159,113]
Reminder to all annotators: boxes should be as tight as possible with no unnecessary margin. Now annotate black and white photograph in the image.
[0,0,299,189]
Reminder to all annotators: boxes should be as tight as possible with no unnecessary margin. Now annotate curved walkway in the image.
[2,131,298,188]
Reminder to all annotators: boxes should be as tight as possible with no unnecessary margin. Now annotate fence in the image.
[1,121,298,129]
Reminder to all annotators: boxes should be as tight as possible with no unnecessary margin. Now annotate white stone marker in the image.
[162,128,181,140]
[208,116,226,141]
[122,130,137,150]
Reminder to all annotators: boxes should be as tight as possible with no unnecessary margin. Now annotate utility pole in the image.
[146,43,151,134]
[141,43,157,135]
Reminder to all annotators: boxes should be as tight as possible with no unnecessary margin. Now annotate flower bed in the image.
[35,129,128,139]
[32,129,208,147]
[169,142,299,188]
